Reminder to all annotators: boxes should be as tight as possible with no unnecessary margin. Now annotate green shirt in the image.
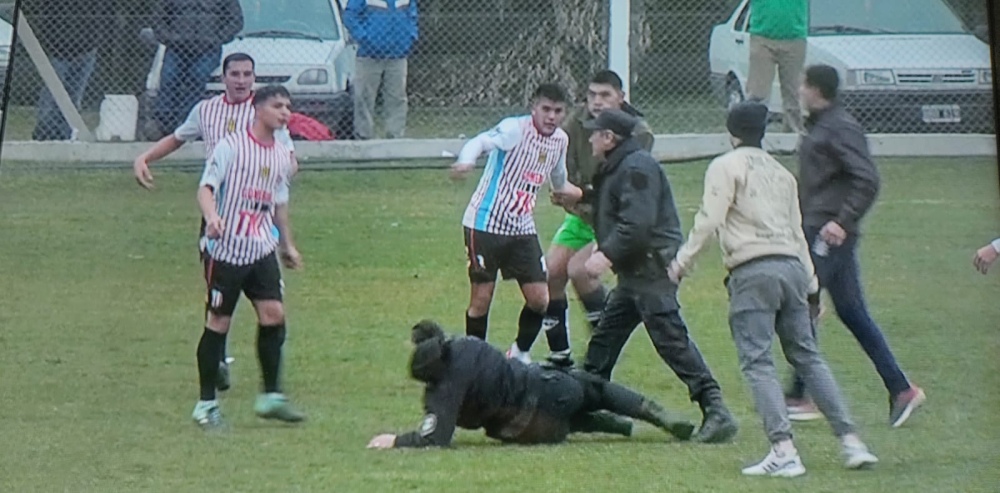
[748,0,809,40]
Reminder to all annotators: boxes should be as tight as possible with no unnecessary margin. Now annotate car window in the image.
[735,3,750,32]
[810,0,967,35]
[239,0,341,40]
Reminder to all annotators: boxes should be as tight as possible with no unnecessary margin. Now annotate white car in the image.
[141,0,356,139]
[0,18,12,93]
[708,0,994,133]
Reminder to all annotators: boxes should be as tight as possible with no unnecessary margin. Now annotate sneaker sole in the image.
[845,453,879,469]
[788,412,822,422]
[891,389,926,428]
[742,464,807,478]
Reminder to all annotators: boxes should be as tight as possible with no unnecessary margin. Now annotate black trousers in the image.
[509,368,649,444]
[582,280,721,402]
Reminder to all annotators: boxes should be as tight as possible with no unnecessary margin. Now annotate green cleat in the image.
[254,393,306,423]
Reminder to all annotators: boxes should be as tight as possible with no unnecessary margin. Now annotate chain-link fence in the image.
[0,0,994,144]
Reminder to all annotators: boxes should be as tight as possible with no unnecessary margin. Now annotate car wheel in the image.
[725,77,744,110]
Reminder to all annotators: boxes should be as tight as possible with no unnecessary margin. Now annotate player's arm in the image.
[549,144,582,205]
[597,164,661,268]
[134,103,203,189]
[672,157,737,277]
[450,118,523,179]
[275,127,300,176]
[197,142,233,238]
[391,381,464,448]
[273,166,302,269]
[830,121,880,233]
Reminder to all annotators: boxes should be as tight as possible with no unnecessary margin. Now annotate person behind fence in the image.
[192,85,305,430]
[973,237,1000,274]
[23,0,112,141]
[449,83,582,363]
[536,69,655,367]
[667,100,879,478]
[366,320,697,449]
[552,109,739,445]
[343,0,418,140]
[744,0,808,135]
[785,64,926,427]
[144,0,244,137]
[134,52,298,393]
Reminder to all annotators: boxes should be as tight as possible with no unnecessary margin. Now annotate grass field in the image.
[1,156,998,493]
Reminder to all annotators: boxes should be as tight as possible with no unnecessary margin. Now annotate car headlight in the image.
[979,69,993,85]
[851,69,895,85]
[297,69,329,85]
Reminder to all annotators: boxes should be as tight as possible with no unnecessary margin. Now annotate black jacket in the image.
[393,337,544,448]
[152,0,244,53]
[798,104,880,233]
[587,137,685,280]
[22,0,113,58]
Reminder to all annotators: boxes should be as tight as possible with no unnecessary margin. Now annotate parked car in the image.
[708,0,995,133]
[0,18,12,96]
[140,0,356,140]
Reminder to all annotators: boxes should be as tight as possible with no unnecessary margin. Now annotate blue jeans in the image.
[154,46,221,132]
[787,226,911,399]
[33,49,97,141]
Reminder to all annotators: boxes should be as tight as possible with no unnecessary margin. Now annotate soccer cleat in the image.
[741,445,807,478]
[216,362,231,392]
[842,442,879,469]
[254,393,307,423]
[506,344,532,365]
[191,400,225,431]
[889,386,926,428]
[786,397,822,422]
[545,350,574,368]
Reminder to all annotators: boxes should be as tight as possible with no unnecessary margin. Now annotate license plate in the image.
[921,104,961,123]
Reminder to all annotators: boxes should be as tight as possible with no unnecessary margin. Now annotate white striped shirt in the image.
[199,130,293,266]
[175,93,295,156]
[460,116,569,236]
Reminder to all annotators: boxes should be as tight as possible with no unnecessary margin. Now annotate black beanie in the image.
[410,337,449,383]
[726,101,769,147]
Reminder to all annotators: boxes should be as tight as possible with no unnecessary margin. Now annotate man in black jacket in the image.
[148,0,244,134]
[787,64,925,428]
[554,109,738,444]
[366,320,696,449]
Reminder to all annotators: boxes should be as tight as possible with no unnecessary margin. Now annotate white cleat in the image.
[505,344,532,364]
[843,443,879,469]
[741,445,807,478]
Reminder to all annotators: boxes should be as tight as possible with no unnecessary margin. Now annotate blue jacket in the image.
[344,0,419,59]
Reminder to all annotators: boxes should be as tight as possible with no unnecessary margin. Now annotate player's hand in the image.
[204,215,224,239]
[450,163,474,181]
[551,184,583,206]
[820,221,847,246]
[280,244,303,270]
[133,156,155,190]
[585,250,612,278]
[667,260,683,284]
[973,244,999,274]
[367,434,396,449]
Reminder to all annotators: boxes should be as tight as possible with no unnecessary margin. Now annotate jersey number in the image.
[511,190,536,215]
[235,210,265,237]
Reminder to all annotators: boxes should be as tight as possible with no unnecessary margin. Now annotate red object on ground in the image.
[287,112,335,141]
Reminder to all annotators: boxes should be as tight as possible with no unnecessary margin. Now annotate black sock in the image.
[219,331,229,364]
[579,285,608,330]
[466,312,488,340]
[197,328,225,401]
[515,304,546,352]
[544,298,570,353]
[257,323,286,394]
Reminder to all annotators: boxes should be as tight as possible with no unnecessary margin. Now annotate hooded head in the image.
[726,100,769,148]
[409,336,449,383]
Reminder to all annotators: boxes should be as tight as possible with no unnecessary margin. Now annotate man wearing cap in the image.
[667,101,879,477]
[554,109,739,444]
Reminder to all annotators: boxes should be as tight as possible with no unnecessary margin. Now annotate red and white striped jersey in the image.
[199,129,293,266]
[460,116,569,236]
[175,93,294,156]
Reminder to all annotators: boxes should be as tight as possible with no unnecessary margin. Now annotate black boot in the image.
[692,390,738,443]
[570,410,634,437]
[639,399,696,441]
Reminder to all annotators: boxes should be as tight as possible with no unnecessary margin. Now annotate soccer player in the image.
[541,70,654,365]
[191,85,306,430]
[450,83,583,363]
[366,320,696,449]
[133,52,298,390]
[790,64,925,427]
[668,101,879,477]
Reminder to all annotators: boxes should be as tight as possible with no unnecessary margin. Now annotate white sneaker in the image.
[741,444,807,478]
[506,343,532,364]
[191,400,224,430]
[843,442,879,469]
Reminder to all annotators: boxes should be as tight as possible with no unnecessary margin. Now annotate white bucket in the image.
[95,94,138,142]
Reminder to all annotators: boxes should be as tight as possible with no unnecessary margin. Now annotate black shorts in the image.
[203,252,283,317]
[463,227,546,285]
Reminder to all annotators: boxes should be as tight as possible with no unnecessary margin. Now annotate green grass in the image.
[0,156,998,492]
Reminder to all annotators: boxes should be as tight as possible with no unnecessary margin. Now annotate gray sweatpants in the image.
[353,56,408,139]
[726,256,855,443]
